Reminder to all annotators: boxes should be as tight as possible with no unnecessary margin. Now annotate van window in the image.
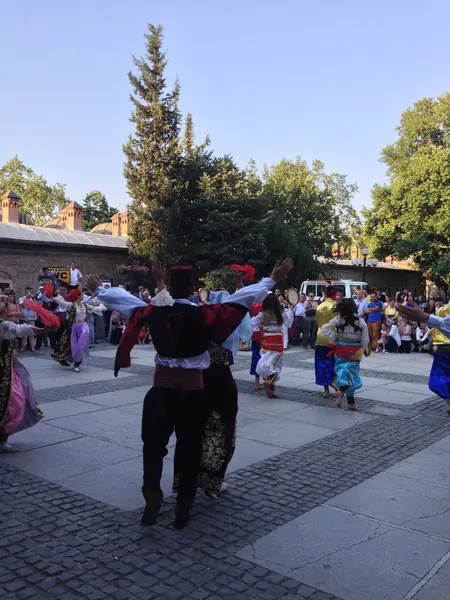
[334,284,346,297]
[305,284,317,297]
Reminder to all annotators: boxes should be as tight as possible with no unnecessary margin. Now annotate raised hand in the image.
[152,262,166,292]
[86,274,103,293]
[396,302,428,323]
[270,258,294,282]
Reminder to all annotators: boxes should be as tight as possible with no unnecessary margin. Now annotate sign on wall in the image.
[48,267,70,284]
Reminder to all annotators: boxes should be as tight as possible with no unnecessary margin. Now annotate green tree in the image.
[182,156,268,272]
[0,156,69,225]
[82,190,117,231]
[123,24,184,262]
[262,158,358,284]
[363,94,450,283]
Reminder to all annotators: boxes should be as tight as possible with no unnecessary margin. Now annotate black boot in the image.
[141,488,163,527]
[59,360,70,367]
[174,497,194,530]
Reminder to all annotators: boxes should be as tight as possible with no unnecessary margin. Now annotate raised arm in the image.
[53,295,73,310]
[428,314,450,339]
[94,285,147,320]
[321,315,340,345]
[0,321,34,340]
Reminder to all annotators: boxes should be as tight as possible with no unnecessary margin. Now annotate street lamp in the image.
[362,247,369,282]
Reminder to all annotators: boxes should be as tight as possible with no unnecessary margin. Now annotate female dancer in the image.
[429,302,450,415]
[0,295,44,451]
[315,286,338,397]
[252,294,293,398]
[51,288,93,372]
[249,301,263,391]
[321,297,370,409]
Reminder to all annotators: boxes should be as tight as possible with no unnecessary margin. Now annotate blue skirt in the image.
[250,341,261,376]
[315,345,336,386]
[429,351,450,399]
[335,357,363,397]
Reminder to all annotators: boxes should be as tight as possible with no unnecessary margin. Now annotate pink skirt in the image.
[1,358,43,436]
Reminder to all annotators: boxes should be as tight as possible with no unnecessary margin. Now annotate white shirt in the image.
[388,324,401,346]
[293,302,306,317]
[416,327,430,342]
[70,268,82,286]
[355,298,368,318]
[96,277,276,370]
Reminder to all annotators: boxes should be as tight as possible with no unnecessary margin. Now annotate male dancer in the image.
[86,259,293,529]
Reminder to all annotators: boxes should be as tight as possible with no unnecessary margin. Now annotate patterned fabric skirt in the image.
[429,350,450,399]
[334,357,363,397]
[315,345,336,386]
[71,322,90,363]
[250,341,261,376]
[1,358,43,437]
[173,364,237,496]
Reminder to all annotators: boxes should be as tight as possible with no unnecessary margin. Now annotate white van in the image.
[300,279,368,300]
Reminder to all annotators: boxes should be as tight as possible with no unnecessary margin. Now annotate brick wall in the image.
[0,241,128,295]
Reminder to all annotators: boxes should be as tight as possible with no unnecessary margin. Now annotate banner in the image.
[48,267,70,284]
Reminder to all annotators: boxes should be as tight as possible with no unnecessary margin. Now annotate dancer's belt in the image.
[153,364,204,390]
[262,333,283,353]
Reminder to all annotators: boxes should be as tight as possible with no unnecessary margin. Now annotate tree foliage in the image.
[363,94,450,283]
[123,24,184,262]
[0,156,69,225]
[82,190,117,231]
[124,24,359,284]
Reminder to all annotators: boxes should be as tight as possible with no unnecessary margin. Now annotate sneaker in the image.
[382,349,387,354]
[375,349,380,353]
[74,367,80,373]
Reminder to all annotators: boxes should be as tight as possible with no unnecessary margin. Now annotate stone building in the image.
[0,191,129,294]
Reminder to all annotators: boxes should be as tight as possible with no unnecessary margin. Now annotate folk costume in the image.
[250,302,263,389]
[51,290,94,371]
[429,303,450,414]
[315,289,337,397]
[96,271,275,529]
[321,314,370,409]
[171,290,254,499]
[252,304,293,398]
[0,321,44,451]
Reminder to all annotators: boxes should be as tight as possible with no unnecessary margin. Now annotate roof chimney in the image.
[119,209,130,236]
[112,213,121,236]
[60,201,83,231]
[1,190,21,223]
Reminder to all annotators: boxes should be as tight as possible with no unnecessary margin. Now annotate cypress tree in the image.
[123,24,184,261]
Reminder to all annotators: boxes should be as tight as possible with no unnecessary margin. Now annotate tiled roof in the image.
[0,221,127,248]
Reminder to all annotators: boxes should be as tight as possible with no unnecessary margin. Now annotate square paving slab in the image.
[237,505,450,600]
[328,471,450,541]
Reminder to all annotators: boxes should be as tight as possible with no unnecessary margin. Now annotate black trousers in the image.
[141,386,207,503]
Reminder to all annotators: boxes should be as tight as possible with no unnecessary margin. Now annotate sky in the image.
[2,0,450,213]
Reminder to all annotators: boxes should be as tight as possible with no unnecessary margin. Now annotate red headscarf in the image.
[67,289,82,303]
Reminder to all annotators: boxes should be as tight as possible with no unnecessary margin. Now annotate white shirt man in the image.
[355,292,368,318]
[70,263,82,287]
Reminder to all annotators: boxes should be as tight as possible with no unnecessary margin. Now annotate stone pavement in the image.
[1,344,450,600]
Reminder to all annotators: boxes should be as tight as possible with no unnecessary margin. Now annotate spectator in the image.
[293,293,307,348]
[386,318,401,353]
[21,302,37,352]
[384,298,399,322]
[398,319,412,354]
[416,322,431,353]
[417,295,427,310]
[377,322,389,353]
[355,290,368,319]
[38,267,58,289]
[304,292,318,348]
[69,262,82,288]
[7,291,22,324]
[365,291,383,351]
[335,291,344,303]
[425,299,436,315]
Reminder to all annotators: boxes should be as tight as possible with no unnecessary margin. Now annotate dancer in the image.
[252,293,293,399]
[87,259,293,529]
[51,288,93,372]
[321,298,370,409]
[250,301,263,391]
[171,286,254,500]
[398,302,450,415]
[0,295,46,451]
[315,285,337,397]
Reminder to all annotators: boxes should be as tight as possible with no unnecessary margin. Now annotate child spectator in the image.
[377,323,389,353]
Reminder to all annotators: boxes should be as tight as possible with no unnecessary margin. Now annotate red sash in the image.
[262,334,283,353]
